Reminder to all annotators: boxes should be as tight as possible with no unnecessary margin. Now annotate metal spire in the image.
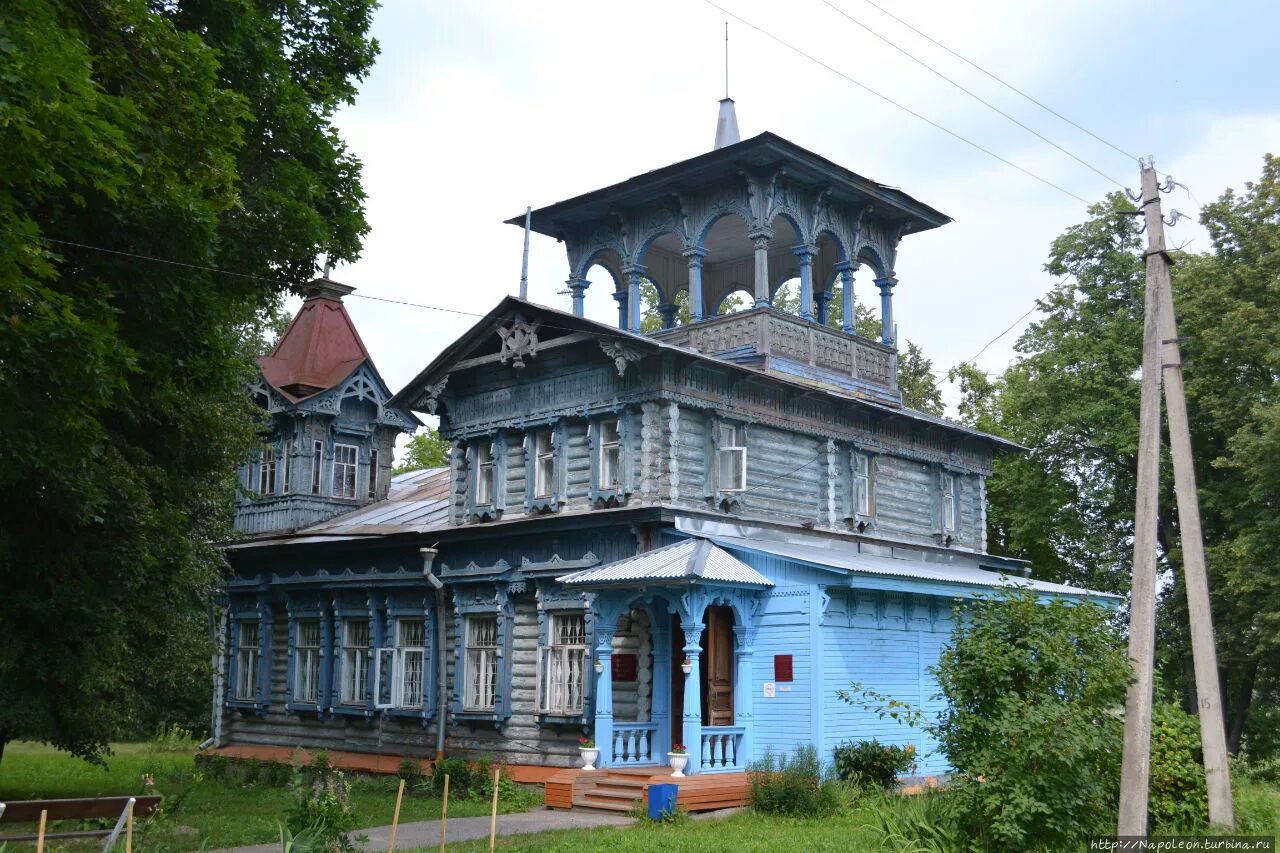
[714,22,740,149]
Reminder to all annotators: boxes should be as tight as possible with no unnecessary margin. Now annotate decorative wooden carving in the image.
[497,317,541,370]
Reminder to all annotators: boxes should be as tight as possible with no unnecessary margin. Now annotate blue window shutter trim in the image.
[522,431,534,514]
[451,583,515,728]
[285,615,297,708]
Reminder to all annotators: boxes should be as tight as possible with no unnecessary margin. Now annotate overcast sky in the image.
[326,0,1280,420]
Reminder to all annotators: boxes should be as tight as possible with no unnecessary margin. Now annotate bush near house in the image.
[747,743,842,817]
[831,739,918,791]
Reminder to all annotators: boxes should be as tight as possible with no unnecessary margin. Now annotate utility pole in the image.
[1117,162,1165,836]
[1148,165,1236,828]
[1118,163,1236,832]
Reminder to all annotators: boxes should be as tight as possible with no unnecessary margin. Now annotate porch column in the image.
[814,288,834,326]
[794,244,816,322]
[680,621,705,774]
[612,291,628,331]
[733,626,755,768]
[836,261,856,334]
[683,247,708,322]
[749,229,772,308]
[656,302,679,330]
[876,274,897,346]
[650,611,671,759]
[593,622,616,768]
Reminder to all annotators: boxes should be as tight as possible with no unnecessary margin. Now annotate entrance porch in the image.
[556,538,772,778]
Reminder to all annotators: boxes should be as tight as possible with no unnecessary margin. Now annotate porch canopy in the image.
[556,538,770,775]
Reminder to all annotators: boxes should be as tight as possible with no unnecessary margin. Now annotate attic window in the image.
[476,440,495,506]
[533,431,555,498]
[942,472,957,532]
[597,419,621,490]
[333,443,358,499]
[258,447,277,495]
[717,423,746,492]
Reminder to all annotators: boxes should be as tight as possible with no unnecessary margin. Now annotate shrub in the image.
[929,589,1130,850]
[397,757,426,782]
[285,768,360,853]
[862,788,964,853]
[1149,702,1208,830]
[832,740,918,791]
[150,723,200,751]
[748,743,841,818]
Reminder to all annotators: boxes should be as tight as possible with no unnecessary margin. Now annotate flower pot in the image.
[680,662,692,675]
[579,747,600,771]
[668,752,689,777]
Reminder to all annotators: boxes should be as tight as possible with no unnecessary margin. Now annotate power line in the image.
[855,0,1143,164]
[960,300,1040,366]
[819,0,1129,189]
[700,0,1093,205]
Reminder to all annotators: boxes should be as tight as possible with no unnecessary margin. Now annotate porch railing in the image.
[700,726,746,772]
[611,722,657,766]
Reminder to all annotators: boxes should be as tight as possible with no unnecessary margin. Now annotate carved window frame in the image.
[383,591,436,723]
[847,448,879,530]
[465,434,506,522]
[707,414,748,511]
[588,413,631,507]
[332,442,359,499]
[525,421,565,515]
[328,591,380,719]
[226,595,271,714]
[451,585,515,728]
[285,593,331,716]
[934,465,964,543]
[534,583,595,726]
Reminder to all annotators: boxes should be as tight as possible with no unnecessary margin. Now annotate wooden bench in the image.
[0,796,162,842]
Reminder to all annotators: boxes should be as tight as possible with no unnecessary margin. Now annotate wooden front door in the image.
[701,605,735,726]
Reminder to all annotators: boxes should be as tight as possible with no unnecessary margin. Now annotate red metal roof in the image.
[259,285,371,402]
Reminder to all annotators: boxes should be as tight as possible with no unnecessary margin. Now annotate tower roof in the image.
[258,279,373,402]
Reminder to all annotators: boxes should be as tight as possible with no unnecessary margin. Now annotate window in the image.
[854,452,875,516]
[283,443,293,493]
[463,615,498,711]
[333,443,358,499]
[533,430,555,498]
[475,441,494,506]
[368,448,379,499]
[341,619,370,705]
[235,622,260,701]
[258,448,277,495]
[942,472,957,532]
[539,613,587,716]
[295,620,321,704]
[394,619,426,709]
[598,419,620,490]
[717,423,746,492]
[311,440,323,495]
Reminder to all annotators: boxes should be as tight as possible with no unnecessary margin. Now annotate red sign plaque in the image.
[611,653,638,682]
[774,654,794,683]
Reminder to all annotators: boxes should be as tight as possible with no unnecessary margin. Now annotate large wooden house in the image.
[217,126,1113,808]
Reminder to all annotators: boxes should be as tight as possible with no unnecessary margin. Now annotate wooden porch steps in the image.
[544,765,752,813]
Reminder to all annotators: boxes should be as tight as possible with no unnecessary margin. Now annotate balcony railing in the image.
[611,722,657,766]
[233,494,357,534]
[700,725,746,772]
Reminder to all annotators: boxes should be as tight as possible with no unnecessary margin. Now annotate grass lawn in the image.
[427,810,883,852]
[0,741,539,851]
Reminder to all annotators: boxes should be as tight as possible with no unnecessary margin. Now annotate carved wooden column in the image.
[657,302,679,330]
[733,624,754,768]
[593,617,617,768]
[612,291,628,331]
[876,275,898,346]
[836,261,857,334]
[749,229,772,308]
[794,244,816,322]
[683,247,708,322]
[814,288,834,326]
[567,276,589,317]
[680,620,705,774]
[649,607,671,759]
[623,265,646,334]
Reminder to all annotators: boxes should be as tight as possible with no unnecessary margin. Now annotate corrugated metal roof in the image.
[705,533,1120,599]
[557,539,774,588]
[304,467,451,535]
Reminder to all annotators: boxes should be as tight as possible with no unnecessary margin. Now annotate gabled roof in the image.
[507,132,951,238]
[557,539,773,588]
[259,281,373,403]
[388,296,1021,452]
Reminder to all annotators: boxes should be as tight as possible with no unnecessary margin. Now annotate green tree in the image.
[932,590,1130,849]
[950,157,1280,756]
[0,0,377,764]
[394,429,451,474]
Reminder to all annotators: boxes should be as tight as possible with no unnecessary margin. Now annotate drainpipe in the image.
[421,546,447,761]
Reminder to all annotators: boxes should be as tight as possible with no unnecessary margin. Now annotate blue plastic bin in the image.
[648,783,679,820]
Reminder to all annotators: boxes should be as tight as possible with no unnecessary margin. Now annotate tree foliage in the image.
[394,428,451,474]
[950,155,1280,757]
[0,0,377,762]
